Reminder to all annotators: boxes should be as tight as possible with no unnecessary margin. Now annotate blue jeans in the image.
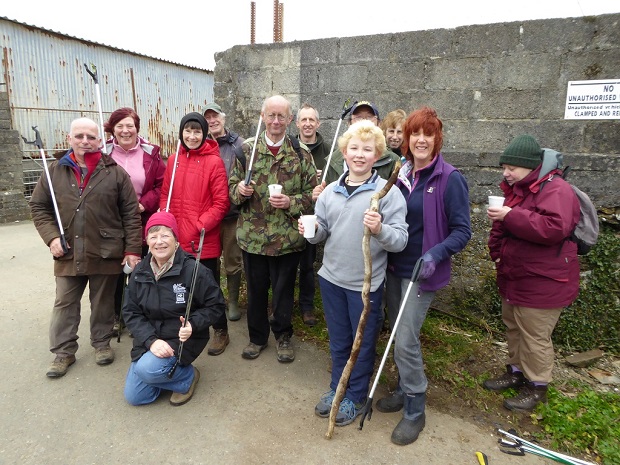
[319,276,383,404]
[386,271,435,395]
[124,351,196,406]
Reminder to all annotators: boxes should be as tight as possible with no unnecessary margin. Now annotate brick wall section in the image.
[0,92,30,223]
[213,14,620,217]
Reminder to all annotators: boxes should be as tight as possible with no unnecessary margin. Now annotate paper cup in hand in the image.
[123,262,133,275]
[488,196,505,208]
[268,184,282,196]
[300,215,317,239]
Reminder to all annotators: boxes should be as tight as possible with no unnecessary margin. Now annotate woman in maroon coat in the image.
[483,134,580,412]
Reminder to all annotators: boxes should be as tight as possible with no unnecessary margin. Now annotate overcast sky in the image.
[2,0,619,70]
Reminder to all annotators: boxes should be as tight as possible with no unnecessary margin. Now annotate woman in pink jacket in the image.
[160,112,231,355]
[484,134,580,412]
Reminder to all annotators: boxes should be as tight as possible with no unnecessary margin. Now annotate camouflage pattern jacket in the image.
[229,133,318,256]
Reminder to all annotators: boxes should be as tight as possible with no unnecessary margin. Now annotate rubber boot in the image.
[226,272,242,321]
[376,384,404,413]
[391,393,426,446]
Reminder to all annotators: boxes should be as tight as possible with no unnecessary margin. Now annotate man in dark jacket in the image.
[204,103,246,354]
[294,103,331,326]
[30,117,142,378]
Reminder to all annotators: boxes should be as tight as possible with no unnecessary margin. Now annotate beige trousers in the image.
[502,299,562,383]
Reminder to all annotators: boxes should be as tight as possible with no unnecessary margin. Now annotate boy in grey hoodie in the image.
[300,120,408,426]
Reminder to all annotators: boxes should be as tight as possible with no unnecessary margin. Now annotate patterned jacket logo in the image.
[173,283,187,304]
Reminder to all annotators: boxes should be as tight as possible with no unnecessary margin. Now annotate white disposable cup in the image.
[300,215,317,239]
[488,196,505,208]
[123,262,133,275]
[268,184,282,196]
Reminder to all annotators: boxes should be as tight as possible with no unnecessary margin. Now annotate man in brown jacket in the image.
[30,117,142,378]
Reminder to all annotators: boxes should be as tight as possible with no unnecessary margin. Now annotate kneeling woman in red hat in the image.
[122,211,226,406]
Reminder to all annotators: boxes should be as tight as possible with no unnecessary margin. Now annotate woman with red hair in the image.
[104,107,166,332]
[377,107,472,445]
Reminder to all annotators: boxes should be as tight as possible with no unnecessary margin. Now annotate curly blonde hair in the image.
[338,120,386,157]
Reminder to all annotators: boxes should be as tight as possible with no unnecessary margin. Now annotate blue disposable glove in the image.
[419,253,436,280]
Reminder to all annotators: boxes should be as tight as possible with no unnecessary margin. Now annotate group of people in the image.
[30,93,581,446]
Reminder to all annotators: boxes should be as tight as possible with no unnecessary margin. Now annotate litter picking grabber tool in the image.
[498,429,596,465]
[165,140,182,212]
[358,256,423,430]
[244,115,263,186]
[167,228,205,379]
[83,62,106,154]
[321,98,355,185]
[21,126,69,255]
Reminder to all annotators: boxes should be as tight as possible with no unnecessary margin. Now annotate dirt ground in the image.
[0,220,553,465]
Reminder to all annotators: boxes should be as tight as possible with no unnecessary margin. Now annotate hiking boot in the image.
[46,354,76,378]
[226,272,242,321]
[376,389,404,413]
[391,393,426,445]
[242,342,267,360]
[95,346,115,366]
[170,367,200,406]
[207,329,230,356]
[503,382,548,412]
[335,397,364,427]
[302,310,317,327]
[315,389,336,418]
[483,365,526,392]
[276,334,295,363]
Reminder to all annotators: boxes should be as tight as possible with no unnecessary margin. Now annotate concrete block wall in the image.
[0,92,30,223]
[213,14,620,215]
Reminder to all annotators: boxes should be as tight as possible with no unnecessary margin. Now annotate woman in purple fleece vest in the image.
[378,107,472,446]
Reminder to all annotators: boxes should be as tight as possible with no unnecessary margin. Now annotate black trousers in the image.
[298,242,316,313]
[243,250,301,345]
[200,257,227,331]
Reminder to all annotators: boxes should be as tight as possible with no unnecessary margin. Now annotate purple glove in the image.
[419,253,436,280]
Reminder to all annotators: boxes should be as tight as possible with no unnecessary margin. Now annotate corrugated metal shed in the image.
[0,16,214,157]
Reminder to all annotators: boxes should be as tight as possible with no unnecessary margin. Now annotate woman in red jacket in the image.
[160,112,231,355]
[484,134,580,412]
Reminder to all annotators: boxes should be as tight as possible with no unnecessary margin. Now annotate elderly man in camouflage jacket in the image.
[229,95,318,363]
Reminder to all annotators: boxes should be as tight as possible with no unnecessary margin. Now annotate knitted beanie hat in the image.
[179,112,208,151]
[499,134,543,169]
[145,211,180,240]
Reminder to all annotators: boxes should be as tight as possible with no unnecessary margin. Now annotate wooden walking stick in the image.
[325,160,401,439]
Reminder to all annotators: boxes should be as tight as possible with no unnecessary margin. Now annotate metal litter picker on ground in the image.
[498,429,596,465]
[21,126,69,254]
[167,228,206,379]
[358,256,424,430]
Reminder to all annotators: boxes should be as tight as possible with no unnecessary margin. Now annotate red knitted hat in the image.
[145,211,179,240]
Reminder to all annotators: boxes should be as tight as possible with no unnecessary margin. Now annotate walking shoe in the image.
[95,346,115,366]
[335,397,363,427]
[376,390,404,413]
[276,334,295,363]
[207,329,230,356]
[46,354,76,378]
[170,367,200,406]
[241,342,267,360]
[302,310,317,327]
[483,365,526,391]
[315,389,336,418]
[503,382,548,412]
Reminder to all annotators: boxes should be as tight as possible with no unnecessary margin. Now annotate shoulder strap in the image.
[288,135,303,161]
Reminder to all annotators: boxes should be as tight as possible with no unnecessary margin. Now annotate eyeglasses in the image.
[351,115,378,123]
[264,113,290,123]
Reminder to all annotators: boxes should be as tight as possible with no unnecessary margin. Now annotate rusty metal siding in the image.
[1,17,214,157]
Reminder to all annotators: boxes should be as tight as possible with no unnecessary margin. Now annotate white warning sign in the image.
[564,79,620,120]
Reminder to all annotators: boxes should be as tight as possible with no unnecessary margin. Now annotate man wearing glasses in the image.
[229,95,318,363]
[323,101,401,184]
